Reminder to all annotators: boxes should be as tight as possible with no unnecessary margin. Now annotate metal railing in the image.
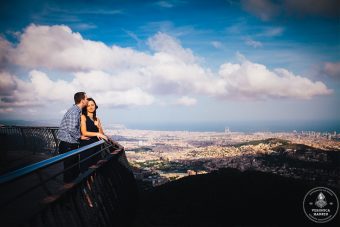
[0,126,59,155]
[0,126,138,227]
[0,140,106,185]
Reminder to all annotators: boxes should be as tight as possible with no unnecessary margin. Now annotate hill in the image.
[135,168,339,226]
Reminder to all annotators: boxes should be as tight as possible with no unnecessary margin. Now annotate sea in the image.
[1,119,339,133]
[125,120,340,133]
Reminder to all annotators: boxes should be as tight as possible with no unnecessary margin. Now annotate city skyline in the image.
[0,0,339,129]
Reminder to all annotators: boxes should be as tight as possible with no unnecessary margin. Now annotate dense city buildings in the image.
[105,128,340,188]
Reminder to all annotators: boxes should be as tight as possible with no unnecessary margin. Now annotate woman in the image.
[80,97,107,172]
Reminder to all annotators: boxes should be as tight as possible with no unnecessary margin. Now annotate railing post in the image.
[0,131,8,171]
[51,129,59,155]
[19,127,27,151]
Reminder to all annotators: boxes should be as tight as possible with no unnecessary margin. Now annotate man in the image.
[57,92,88,183]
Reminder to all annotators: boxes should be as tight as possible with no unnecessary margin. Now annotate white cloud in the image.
[0,71,71,108]
[29,70,75,101]
[72,23,97,30]
[45,6,123,15]
[261,27,284,37]
[0,37,13,68]
[0,73,41,108]
[10,24,150,71]
[94,89,154,107]
[147,32,197,63]
[211,41,223,49]
[156,1,174,8]
[244,37,263,48]
[0,71,17,95]
[176,96,197,106]
[0,70,154,109]
[218,58,332,99]
[123,30,144,47]
[155,0,186,8]
[0,24,333,114]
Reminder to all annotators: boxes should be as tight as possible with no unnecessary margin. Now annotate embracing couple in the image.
[57,92,108,183]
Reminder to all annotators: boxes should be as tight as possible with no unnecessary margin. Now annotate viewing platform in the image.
[0,125,138,227]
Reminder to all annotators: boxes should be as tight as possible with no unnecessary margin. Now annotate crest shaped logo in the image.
[315,192,327,208]
[303,187,339,223]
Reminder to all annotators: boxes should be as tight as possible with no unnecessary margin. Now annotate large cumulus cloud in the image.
[9,24,151,71]
[0,24,332,114]
[218,59,332,99]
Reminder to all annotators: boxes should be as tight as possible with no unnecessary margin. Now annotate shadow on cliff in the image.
[134,168,339,227]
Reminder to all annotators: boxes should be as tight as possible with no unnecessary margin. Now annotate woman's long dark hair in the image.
[82,97,98,121]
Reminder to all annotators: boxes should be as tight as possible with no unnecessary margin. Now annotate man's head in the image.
[74,92,88,108]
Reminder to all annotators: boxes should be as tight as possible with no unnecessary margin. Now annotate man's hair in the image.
[74,92,86,104]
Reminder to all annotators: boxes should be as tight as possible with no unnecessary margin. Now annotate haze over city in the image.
[0,0,339,131]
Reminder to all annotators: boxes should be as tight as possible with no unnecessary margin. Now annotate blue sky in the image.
[0,0,339,130]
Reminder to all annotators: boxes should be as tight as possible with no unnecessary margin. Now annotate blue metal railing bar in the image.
[0,140,112,208]
[0,140,105,185]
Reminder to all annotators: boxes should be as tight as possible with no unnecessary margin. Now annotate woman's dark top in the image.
[81,115,99,144]
[79,115,100,172]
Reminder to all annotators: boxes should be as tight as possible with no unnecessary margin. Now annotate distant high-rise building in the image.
[225,127,230,134]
